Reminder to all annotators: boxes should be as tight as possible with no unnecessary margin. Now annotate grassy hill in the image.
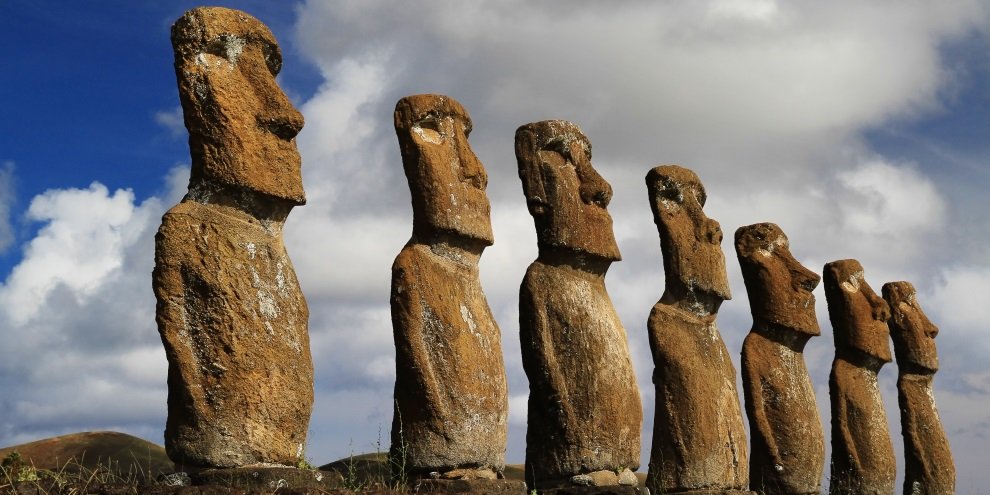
[0,431,172,481]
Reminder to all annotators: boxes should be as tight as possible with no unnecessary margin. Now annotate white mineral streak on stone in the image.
[460,304,478,333]
[245,242,256,259]
[258,289,279,319]
[842,270,864,292]
[219,35,245,64]
[194,35,245,72]
[275,261,286,293]
[412,125,442,144]
[755,234,786,257]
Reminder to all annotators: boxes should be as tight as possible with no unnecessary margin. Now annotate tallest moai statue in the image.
[153,7,312,469]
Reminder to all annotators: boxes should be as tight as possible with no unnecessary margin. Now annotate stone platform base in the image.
[534,487,649,495]
[189,466,344,491]
[657,490,755,495]
[411,478,528,495]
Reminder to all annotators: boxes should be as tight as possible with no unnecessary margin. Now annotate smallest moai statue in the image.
[823,260,895,495]
[883,281,955,495]
[736,223,825,495]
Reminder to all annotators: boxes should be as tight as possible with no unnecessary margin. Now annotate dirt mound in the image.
[0,430,171,479]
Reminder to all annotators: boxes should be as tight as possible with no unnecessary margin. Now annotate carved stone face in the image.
[394,94,493,245]
[883,281,939,373]
[515,120,620,261]
[172,7,305,204]
[647,165,731,302]
[735,223,820,336]
[823,259,892,363]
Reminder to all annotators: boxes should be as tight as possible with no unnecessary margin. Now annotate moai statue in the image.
[644,165,751,494]
[883,281,955,495]
[154,7,312,469]
[516,120,642,489]
[823,260,895,495]
[390,95,508,480]
[735,223,825,494]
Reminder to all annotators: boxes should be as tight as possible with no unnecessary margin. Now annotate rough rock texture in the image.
[823,260,895,495]
[516,120,642,488]
[535,487,648,495]
[154,7,312,469]
[735,223,825,494]
[390,95,508,479]
[644,165,750,494]
[413,479,529,495]
[190,467,341,491]
[883,281,955,495]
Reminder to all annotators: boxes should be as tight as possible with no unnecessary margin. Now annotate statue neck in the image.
[660,281,723,317]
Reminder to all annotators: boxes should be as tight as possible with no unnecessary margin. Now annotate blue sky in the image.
[2,1,989,491]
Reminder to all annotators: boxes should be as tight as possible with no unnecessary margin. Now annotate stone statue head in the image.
[515,120,620,261]
[735,222,820,336]
[647,165,731,307]
[883,281,939,373]
[394,94,493,246]
[823,259,891,363]
[172,7,305,205]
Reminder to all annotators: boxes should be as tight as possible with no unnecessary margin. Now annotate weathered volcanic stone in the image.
[823,260,895,495]
[735,223,824,495]
[516,120,642,488]
[644,165,750,494]
[153,7,312,469]
[883,281,955,495]
[390,94,508,479]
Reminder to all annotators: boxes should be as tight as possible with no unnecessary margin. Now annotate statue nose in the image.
[795,265,821,292]
[578,162,612,207]
[704,218,723,244]
[869,293,891,321]
[259,110,303,140]
[458,139,487,189]
[257,80,304,140]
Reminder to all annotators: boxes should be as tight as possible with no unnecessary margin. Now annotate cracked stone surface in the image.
[516,120,641,488]
[390,94,508,478]
[736,222,824,495]
[154,7,312,469]
[824,259,895,495]
[884,281,955,495]
[644,165,749,494]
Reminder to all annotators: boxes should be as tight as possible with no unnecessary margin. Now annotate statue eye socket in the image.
[204,34,246,61]
[417,116,441,131]
[413,116,444,143]
[543,139,573,163]
[696,189,707,206]
[655,179,682,203]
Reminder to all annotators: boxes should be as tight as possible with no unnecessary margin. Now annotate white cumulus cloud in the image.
[2,2,990,490]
